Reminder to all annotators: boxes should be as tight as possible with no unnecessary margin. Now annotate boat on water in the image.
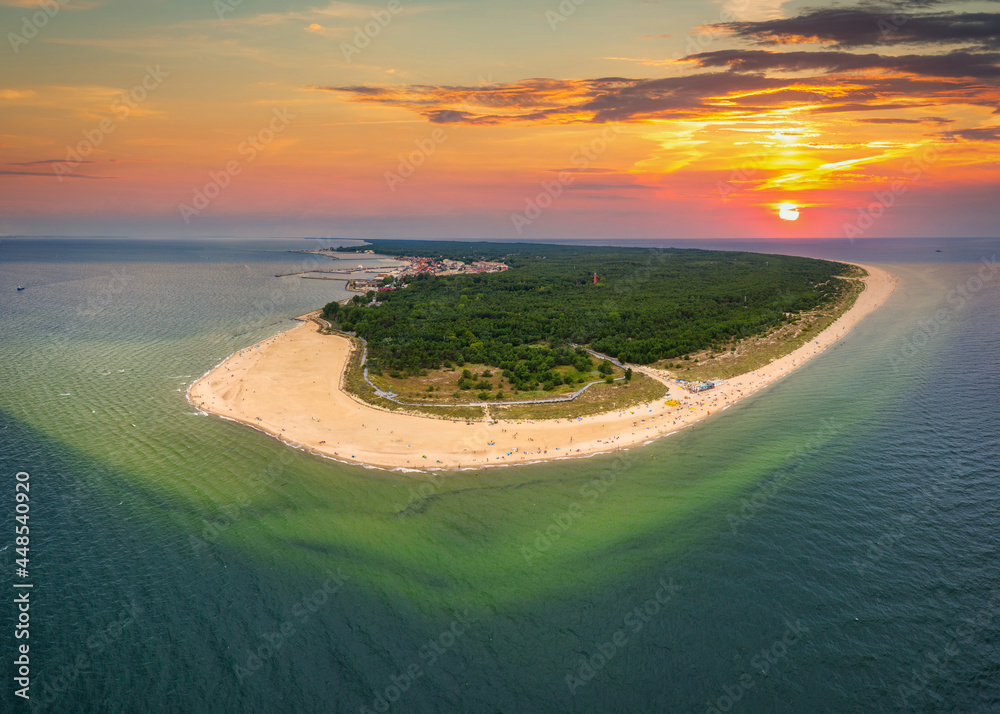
[16,286,25,291]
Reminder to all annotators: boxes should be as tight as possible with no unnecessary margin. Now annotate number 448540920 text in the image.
[14,472,30,578]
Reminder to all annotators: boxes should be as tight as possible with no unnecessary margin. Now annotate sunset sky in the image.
[2,0,999,239]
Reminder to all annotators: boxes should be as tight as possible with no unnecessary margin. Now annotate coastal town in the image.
[279,250,509,293]
[345,254,509,293]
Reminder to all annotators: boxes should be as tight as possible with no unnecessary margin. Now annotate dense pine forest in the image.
[322,241,852,385]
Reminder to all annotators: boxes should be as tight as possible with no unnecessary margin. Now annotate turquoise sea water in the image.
[1,237,998,713]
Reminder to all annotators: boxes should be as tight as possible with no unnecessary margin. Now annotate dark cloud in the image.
[942,126,1000,140]
[11,159,97,166]
[425,110,498,124]
[857,116,954,124]
[710,7,1000,50]
[0,170,112,179]
[331,85,391,96]
[323,4,1000,133]
[809,101,938,114]
[550,167,626,173]
[577,73,783,123]
[563,182,656,191]
[684,49,1000,78]
[328,67,999,125]
[325,73,796,125]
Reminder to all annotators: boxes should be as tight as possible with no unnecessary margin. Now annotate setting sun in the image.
[778,203,800,221]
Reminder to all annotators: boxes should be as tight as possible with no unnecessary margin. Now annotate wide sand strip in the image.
[187,265,896,471]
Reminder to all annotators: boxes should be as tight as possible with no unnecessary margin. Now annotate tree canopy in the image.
[323,241,851,378]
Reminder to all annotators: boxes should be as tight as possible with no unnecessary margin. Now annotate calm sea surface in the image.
[0,237,997,713]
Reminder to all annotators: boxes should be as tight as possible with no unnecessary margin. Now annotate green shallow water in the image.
[1,238,997,712]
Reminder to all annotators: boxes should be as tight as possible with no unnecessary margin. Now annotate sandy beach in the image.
[187,264,896,471]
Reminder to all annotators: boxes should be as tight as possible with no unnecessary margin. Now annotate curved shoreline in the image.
[186,263,897,472]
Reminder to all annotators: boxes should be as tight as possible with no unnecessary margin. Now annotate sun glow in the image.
[777,202,800,221]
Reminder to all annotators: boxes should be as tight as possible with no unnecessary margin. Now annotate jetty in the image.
[274,268,365,277]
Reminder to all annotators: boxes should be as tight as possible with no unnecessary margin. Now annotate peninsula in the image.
[187,242,896,470]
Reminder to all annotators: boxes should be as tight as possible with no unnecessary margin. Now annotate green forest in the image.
[322,241,852,387]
